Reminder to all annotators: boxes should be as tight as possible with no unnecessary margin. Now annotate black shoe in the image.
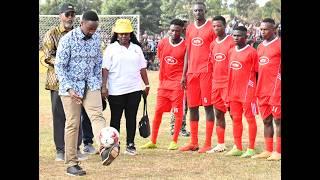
[66,165,86,176]
[124,143,137,155]
[180,129,190,137]
[101,144,120,166]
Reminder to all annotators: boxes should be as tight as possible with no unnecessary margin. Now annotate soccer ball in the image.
[99,127,120,148]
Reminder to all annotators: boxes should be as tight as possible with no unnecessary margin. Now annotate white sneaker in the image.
[207,144,227,153]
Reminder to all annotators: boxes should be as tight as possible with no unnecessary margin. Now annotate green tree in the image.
[40,0,103,15]
[261,0,281,22]
[101,0,161,34]
[231,0,258,18]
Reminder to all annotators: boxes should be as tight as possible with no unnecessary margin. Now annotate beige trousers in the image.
[61,90,106,166]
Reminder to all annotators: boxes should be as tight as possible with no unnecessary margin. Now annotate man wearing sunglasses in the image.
[41,3,89,163]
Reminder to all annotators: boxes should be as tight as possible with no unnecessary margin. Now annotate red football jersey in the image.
[256,37,281,97]
[157,37,186,90]
[210,35,235,88]
[227,45,259,103]
[270,69,281,101]
[186,20,216,73]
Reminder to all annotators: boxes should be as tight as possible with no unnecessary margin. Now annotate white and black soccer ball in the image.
[99,127,120,148]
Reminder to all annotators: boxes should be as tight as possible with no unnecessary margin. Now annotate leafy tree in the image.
[261,0,281,22]
[101,0,161,34]
[231,0,258,18]
[40,0,103,15]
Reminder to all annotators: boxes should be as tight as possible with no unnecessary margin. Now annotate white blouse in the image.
[102,41,147,95]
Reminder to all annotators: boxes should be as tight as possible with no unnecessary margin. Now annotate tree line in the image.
[40,0,280,34]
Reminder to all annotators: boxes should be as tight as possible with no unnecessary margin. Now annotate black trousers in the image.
[108,91,142,145]
[50,90,82,153]
[81,106,94,145]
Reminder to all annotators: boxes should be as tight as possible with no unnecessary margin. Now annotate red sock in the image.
[204,120,214,147]
[265,137,274,152]
[276,137,281,153]
[172,113,183,143]
[247,117,257,149]
[190,120,199,145]
[151,111,163,144]
[216,126,225,144]
[233,116,243,150]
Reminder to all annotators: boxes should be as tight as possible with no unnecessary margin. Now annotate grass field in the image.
[39,61,280,179]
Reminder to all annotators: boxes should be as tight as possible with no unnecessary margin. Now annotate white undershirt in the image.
[102,42,147,95]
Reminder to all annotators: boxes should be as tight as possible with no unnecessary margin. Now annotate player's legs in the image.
[252,96,274,159]
[210,87,228,153]
[171,90,184,144]
[267,103,281,160]
[227,101,243,152]
[151,91,172,144]
[240,102,257,158]
[180,74,201,151]
[198,73,214,153]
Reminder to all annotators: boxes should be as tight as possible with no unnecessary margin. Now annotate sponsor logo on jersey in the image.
[164,56,178,64]
[230,61,242,70]
[259,56,269,65]
[192,37,204,46]
[214,53,226,61]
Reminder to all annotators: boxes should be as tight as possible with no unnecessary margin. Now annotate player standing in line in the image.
[179,1,217,153]
[205,15,235,153]
[224,26,258,158]
[251,18,281,161]
[140,19,186,150]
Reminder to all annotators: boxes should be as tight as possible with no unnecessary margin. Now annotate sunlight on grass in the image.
[39,66,280,179]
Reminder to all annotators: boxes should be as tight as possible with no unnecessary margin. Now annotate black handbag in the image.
[138,91,150,138]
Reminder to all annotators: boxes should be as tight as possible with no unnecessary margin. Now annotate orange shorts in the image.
[155,89,184,115]
[229,101,258,118]
[211,87,228,112]
[258,96,281,119]
[186,73,212,108]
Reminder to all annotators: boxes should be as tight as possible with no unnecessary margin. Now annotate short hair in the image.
[170,19,185,27]
[262,18,275,25]
[193,1,206,8]
[82,10,99,21]
[234,26,247,33]
[212,15,226,26]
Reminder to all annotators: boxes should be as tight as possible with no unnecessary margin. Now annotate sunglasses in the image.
[64,11,75,17]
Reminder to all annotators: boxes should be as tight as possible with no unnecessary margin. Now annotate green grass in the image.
[39,69,280,179]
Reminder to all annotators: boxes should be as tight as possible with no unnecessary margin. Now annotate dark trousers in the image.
[51,90,82,153]
[81,107,94,145]
[108,91,141,145]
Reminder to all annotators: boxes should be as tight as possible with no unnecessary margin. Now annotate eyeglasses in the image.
[64,12,75,17]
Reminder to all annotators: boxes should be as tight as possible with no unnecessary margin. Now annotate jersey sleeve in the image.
[252,50,259,73]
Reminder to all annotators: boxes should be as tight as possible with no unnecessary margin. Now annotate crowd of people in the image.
[41,1,281,177]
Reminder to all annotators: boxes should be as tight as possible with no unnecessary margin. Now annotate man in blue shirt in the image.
[55,10,119,176]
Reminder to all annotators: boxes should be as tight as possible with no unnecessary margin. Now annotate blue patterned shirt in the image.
[55,27,102,98]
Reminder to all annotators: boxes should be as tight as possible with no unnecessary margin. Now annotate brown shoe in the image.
[267,152,281,161]
[179,143,199,151]
[251,151,272,159]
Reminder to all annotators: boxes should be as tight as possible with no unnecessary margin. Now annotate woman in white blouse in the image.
[101,19,150,156]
